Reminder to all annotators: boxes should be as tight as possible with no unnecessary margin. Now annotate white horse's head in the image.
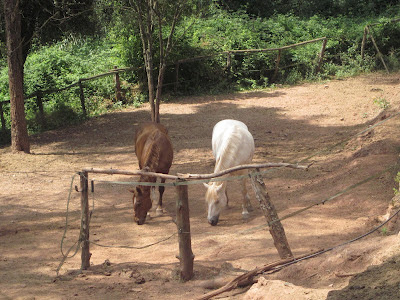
[203,182,227,226]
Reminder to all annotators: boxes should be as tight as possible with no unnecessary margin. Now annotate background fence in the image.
[0,37,327,137]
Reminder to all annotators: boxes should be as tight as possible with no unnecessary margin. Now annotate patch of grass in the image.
[393,171,400,195]
[380,226,389,235]
[373,97,391,110]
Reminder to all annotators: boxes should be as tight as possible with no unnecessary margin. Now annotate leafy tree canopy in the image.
[0,0,98,63]
[215,0,400,18]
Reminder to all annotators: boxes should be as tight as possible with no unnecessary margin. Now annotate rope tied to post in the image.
[57,173,82,276]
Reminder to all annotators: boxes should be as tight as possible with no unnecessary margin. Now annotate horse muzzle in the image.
[135,216,146,225]
[208,215,219,226]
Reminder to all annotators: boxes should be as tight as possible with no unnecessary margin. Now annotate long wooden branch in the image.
[82,167,178,180]
[82,162,310,182]
[82,162,309,182]
[177,37,327,64]
[178,162,311,180]
[194,249,324,300]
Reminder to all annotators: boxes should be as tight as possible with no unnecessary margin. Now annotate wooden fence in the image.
[0,37,328,133]
[361,18,400,74]
[174,37,327,92]
[76,162,308,281]
[0,66,135,132]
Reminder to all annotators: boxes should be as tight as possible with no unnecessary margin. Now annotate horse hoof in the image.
[146,212,152,219]
[242,212,250,220]
[156,208,163,216]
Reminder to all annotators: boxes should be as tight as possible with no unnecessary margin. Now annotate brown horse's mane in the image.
[139,137,161,184]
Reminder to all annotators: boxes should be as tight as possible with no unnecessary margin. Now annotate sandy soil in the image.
[1,72,400,300]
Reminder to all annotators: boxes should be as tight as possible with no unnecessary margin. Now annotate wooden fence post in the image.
[0,102,6,132]
[361,26,368,59]
[78,80,87,117]
[226,51,232,70]
[316,38,327,73]
[35,91,46,128]
[365,26,389,74]
[80,171,91,270]
[176,183,194,281]
[272,49,282,82]
[114,66,122,103]
[174,62,180,93]
[226,52,232,85]
[250,170,293,259]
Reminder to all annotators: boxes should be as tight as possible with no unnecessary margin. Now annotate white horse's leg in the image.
[241,178,252,219]
[225,187,231,209]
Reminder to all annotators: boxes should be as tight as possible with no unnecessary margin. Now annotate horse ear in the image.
[203,183,210,189]
[215,184,224,193]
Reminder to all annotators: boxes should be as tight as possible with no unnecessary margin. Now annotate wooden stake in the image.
[366,26,389,74]
[174,62,180,93]
[176,184,194,281]
[316,38,327,73]
[35,91,46,128]
[250,170,293,259]
[78,80,87,117]
[114,66,122,103]
[80,171,91,270]
[272,49,282,82]
[361,26,368,59]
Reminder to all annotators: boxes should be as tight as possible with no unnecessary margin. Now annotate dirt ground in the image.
[1,72,400,300]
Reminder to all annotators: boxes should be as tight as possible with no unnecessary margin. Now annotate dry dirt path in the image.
[1,72,400,299]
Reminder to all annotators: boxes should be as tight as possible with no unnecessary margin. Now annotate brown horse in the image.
[131,122,173,225]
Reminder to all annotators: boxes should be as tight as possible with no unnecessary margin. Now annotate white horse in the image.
[203,119,255,226]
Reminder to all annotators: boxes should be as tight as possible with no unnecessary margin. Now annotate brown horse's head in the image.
[130,186,152,225]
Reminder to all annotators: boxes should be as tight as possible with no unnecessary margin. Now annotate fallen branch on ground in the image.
[194,249,324,300]
[335,272,359,278]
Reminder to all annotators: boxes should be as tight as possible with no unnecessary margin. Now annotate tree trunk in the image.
[4,0,30,153]
[145,52,156,122]
[133,0,183,124]
[154,64,166,124]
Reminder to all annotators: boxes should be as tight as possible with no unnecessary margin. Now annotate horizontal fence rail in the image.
[83,162,309,183]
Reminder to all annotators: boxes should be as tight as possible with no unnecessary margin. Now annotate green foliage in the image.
[380,226,388,235]
[1,2,400,145]
[216,0,400,18]
[174,10,394,93]
[373,97,391,110]
[0,37,145,142]
[21,37,126,132]
[393,172,400,195]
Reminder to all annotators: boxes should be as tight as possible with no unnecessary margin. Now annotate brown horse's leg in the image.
[156,178,165,216]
